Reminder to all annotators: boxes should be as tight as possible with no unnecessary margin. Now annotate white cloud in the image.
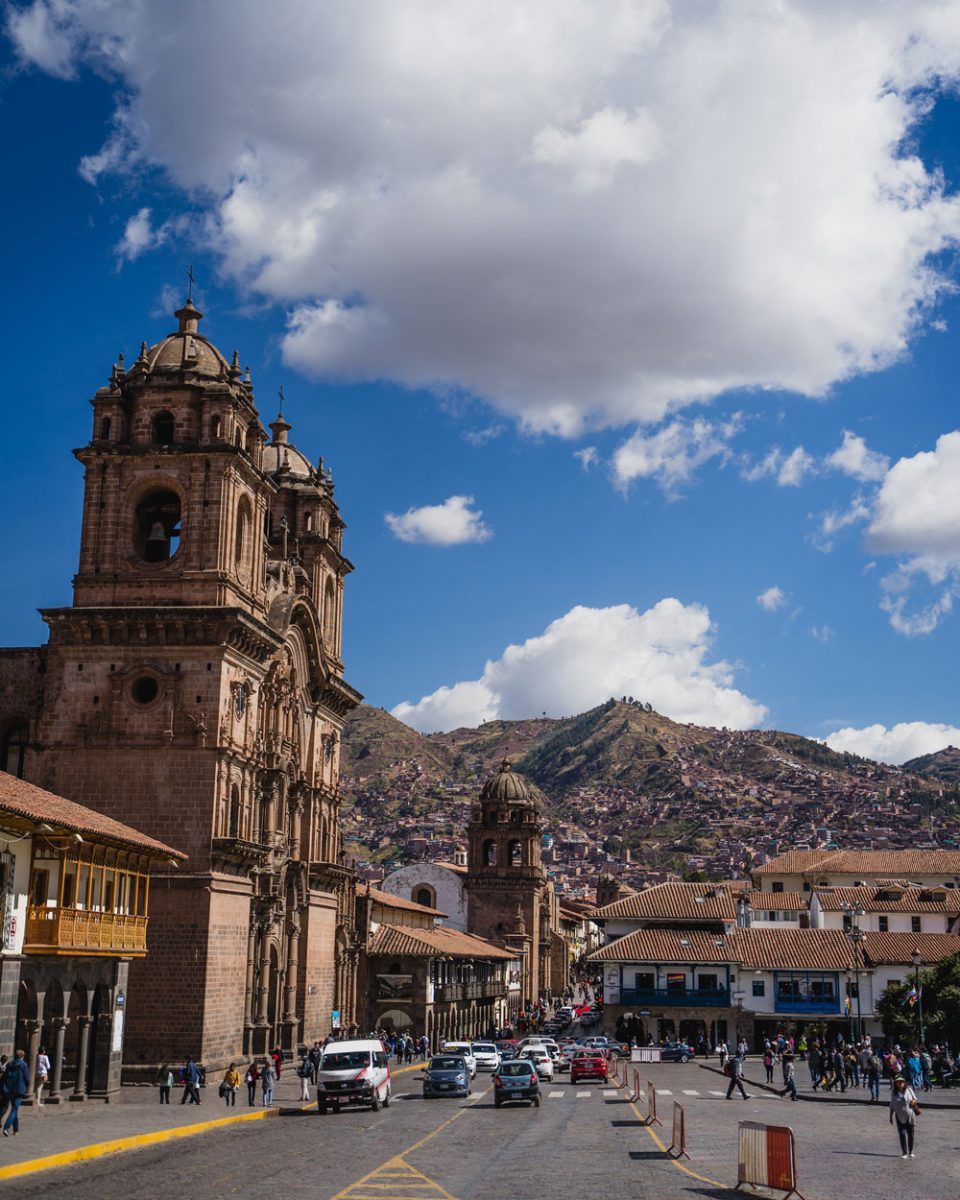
[809,624,834,642]
[575,446,599,470]
[13,2,960,436]
[385,495,492,546]
[815,493,873,552]
[114,207,189,263]
[826,430,890,482]
[824,721,960,765]
[757,586,786,612]
[866,430,960,632]
[392,599,767,732]
[613,415,740,495]
[742,445,815,487]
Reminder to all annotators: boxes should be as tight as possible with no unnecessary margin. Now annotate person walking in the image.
[889,1075,920,1159]
[809,1043,822,1090]
[244,1061,259,1106]
[920,1046,933,1093]
[763,1045,775,1084]
[308,1041,322,1084]
[725,1051,751,1100]
[180,1057,201,1105]
[867,1049,882,1102]
[261,1057,276,1107]
[779,1051,798,1101]
[222,1063,241,1107]
[157,1063,173,1104]
[1,1051,30,1136]
[297,1053,312,1101]
[34,1048,50,1106]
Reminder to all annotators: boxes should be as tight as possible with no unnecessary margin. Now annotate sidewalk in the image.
[697,1060,960,1109]
[0,1061,424,1183]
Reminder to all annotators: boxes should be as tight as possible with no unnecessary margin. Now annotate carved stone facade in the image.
[0,298,361,1072]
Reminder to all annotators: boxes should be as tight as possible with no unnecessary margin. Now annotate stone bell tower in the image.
[465,762,547,1007]
[12,293,362,1071]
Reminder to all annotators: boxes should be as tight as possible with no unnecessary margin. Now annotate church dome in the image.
[261,442,315,478]
[480,760,542,808]
[144,299,231,380]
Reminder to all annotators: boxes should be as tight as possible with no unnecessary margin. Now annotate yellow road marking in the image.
[614,1073,734,1192]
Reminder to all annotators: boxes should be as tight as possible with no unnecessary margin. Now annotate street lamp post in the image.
[911,949,925,1047]
[843,902,866,1042]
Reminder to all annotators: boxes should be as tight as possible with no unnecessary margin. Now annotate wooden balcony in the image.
[24,906,148,957]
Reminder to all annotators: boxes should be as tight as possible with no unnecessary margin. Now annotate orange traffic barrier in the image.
[642,1078,662,1126]
[668,1101,688,1159]
[737,1121,805,1199]
[632,1068,642,1102]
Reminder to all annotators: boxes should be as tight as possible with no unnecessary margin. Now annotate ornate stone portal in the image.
[0,297,362,1070]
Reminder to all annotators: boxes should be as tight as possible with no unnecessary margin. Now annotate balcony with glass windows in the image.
[619,987,731,1008]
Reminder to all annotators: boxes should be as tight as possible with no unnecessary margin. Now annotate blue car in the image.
[660,1041,695,1063]
[423,1055,471,1099]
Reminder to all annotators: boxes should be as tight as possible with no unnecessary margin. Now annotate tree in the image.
[876,953,960,1049]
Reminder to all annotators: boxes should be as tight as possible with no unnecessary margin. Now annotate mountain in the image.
[903,745,960,785]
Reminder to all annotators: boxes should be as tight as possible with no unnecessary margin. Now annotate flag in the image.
[902,986,918,1007]
[844,995,852,1014]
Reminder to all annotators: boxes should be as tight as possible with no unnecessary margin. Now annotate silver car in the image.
[471,1042,501,1072]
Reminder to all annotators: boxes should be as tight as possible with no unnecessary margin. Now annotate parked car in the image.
[493,1059,541,1108]
[660,1041,695,1063]
[471,1042,501,1072]
[519,1047,554,1080]
[495,1040,519,1060]
[570,1052,608,1084]
[422,1054,471,1099]
[441,1041,477,1078]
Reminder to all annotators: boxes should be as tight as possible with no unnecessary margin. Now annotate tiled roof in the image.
[367,922,514,961]
[754,850,960,877]
[861,932,960,966]
[813,886,960,914]
[592,882,736,922]
[365,886,448,917]
[590,929,735,963]
[729,929,854,971]
[0,772,186,860]
[747,891,809,911]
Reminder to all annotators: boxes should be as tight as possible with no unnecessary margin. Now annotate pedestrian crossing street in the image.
[398,1084,776,1102]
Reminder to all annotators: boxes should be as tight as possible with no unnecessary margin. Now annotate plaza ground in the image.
[1,1059,958,1198]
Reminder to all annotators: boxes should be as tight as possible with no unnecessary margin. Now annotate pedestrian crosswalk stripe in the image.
[658,1089,673,1096]
[602,1089,618,1097]
[549,1091,565,1098]
[576,1091,591,1098]
[709,1090,725,1096]
[682,1089,699,1095]
[329,1154,459,1200]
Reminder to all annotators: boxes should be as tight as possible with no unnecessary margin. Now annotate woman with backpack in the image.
[297,1052,312,1101]
[244,1060,259,1106]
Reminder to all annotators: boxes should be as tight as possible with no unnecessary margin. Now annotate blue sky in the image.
[4,2,960,763]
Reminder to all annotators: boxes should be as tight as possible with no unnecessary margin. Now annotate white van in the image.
[316,1039,392,1113]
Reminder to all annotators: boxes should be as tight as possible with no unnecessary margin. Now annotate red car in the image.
[570,1053,608,1084]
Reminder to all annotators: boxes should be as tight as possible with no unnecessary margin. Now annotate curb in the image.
[696,1062,960,1110]
[0,1060,427,1182]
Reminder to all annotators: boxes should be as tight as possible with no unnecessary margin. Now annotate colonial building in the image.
[357,885,511,1043]
[0,296,361,1072]
[0,771,185,1101]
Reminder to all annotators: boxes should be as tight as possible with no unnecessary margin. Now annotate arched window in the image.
[323,577,336,647]
[210,414,222,441]
[134,489,181,562]
[152,411,175,446]
[235,428,243,448]
[304,512,313,532]
[228,785,241,838]
[509,839,523,866]
[482,838,498,867]
[235,497,251,567]
[0,722,28,778]
[414,885,436,909]
[100,416,112,441]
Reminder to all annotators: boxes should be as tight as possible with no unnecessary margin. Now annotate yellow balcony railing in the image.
[24,906,148,956]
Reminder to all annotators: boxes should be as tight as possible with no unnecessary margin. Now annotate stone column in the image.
[71,1017,92,1101]
[243,917,257,1030]
[24,1019,41,1105]
[282,918,299,1026]
[255,929,271,1025]
[48,1019,68,1103]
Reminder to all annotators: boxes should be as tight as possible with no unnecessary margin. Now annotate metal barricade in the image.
[642,1079,662,1126]
[669,1101,688,1159]
[737,1121,805,1198]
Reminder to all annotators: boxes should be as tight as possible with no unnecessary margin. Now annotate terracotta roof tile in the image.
[590,929,734,963]
[746,891,809,912]
[754,850,960,877]
[593,882,736,922]
[0,773,186,860]
[729,929,854,971]
[813,886,960,914]
[365,886,448,917]
[367,922,514,961]
[861,932,960,966]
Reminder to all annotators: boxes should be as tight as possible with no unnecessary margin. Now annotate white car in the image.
[519,1047,554,1080]
[471,1042,501,1072]
[518,1037,560,1058]
[442,1042,477,1078]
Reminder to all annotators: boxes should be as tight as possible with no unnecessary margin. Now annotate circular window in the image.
[131,676,159,705]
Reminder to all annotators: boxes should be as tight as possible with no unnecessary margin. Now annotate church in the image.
[0,295,362,1074]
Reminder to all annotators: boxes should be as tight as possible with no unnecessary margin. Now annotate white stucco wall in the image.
[0,830,32,955]
[380,862,468,932]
